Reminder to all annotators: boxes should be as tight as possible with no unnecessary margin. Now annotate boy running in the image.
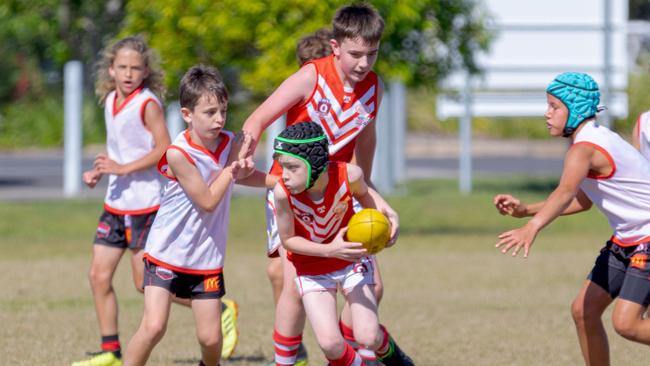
[123,65,265,366]
[495,72,650,365]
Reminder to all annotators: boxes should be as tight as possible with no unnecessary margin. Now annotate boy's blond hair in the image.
[332,3,384,45]
[94,36,165,105]
[296,28,333,66]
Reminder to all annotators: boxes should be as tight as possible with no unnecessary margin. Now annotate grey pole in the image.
[63,61,83,198]
[166,101,184,139]
[389,80,406,185]
[459,71,473,194]
[602,0,612,127]
[373,88,394,194]
[266,115,286,171]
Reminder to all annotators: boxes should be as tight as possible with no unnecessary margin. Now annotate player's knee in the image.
[197,331,221,351]
[141,318,167,342]
[571,297,598,324]
[353,325,381,349]
[267,259,283,285]
[88,267,112,290]
[612,315,639,341]
[316,335,346,359]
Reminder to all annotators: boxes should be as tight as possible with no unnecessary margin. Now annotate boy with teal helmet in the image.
[494,72,650,364]
[545,72,601,137]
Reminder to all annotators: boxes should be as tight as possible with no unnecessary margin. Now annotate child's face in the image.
[182,95,227,140]
[278,154,308,194]
[109,48,149,97]
[544,94,569,137]
[331,37,379,83]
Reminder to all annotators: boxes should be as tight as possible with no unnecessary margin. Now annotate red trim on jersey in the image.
[139,97,157,129]
[144,253,223,275]
[611,235,650,248]
[573,141,616,180]
[157,145,196,181]
[112,85,144,116]
[103,203,159,215]
[183,130,231,167]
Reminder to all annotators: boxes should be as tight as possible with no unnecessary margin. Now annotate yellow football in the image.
[346,208,391,254]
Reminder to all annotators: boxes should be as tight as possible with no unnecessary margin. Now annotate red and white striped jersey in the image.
[575,121,650,247]
[270,55,378,177]
[103,86,163,215]
[280,162,355,275]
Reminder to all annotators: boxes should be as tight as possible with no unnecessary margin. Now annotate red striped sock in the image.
[273,330,302,366]
[327,343,362,366]
[339,320,359,349]
[375,325,391,357]
[101,334,121,353]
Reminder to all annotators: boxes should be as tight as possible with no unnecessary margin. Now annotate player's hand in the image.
[82,168,103,188]
[94,153,126,175]
[494,194,527,218]
[227,132,252,167]
[495,222,539,258]
[382,207,400,247]
[328,227,368,261]
[233,156,255,180]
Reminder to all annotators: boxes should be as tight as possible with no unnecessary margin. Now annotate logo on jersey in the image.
[299,213,314,224]
[355,104,372,128]
[317,98,332,116]
[96,222,111,239]
[333,201,348,218]
[343,95,351,103]
[317,206,326,214]
[204,275,221,292]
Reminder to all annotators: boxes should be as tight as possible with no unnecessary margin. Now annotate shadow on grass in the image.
[173,353,266,364]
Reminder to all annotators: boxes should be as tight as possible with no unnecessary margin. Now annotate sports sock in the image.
[327,342,362,366]
[339,320,360,349]
[101,334,121,358]
[374,325,391,358]
[273,330,302,366]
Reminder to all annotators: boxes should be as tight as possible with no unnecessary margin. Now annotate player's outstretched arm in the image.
[166,148,235,212]
[94,101,170,175]
[495,144,593,258]
[242,64,317,154]
[274,184,367,260]
[82,168,103,188]
[347,163,399,246]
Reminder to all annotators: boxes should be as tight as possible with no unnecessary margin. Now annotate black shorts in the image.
[94,210,157,250]
[588,241,650,307]
[143,259,226,300]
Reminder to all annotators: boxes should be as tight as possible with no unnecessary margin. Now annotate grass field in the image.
[1,178,649,365]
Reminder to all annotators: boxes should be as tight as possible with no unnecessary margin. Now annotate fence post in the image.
[265,115,286,171]
[166,101,184,139]
[63,61,83,198]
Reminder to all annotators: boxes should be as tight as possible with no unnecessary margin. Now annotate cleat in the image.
[220,298,240,359]
[71,351,122,366]
[378,338,414,366]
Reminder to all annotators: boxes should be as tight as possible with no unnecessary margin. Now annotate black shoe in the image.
[378,338,414,366]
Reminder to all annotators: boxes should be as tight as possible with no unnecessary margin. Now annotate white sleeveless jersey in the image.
[575,121,650,246]
[635,110,650,160]
[144,130,234,274]
[103,87,163,214]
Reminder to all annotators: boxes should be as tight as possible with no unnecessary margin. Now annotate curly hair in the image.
[94,35,165,105]
[296,28,333,66]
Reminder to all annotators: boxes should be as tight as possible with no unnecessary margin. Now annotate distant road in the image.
[0,141,563,201]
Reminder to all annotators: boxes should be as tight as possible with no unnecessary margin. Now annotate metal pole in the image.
[372,88,393,194]
[265,115,286,171]
[166,101,184,139]
[63,61,83,198]
[459,71,472,194]
[602,0,612,127]
[389,80,406,184]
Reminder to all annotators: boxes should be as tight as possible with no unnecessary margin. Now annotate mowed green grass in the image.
[1,178,649,365]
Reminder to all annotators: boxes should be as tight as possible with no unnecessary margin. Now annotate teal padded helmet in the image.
[546,72,601,137]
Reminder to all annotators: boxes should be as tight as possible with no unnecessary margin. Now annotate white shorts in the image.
[265,189,364,256]
[295,257,375,296]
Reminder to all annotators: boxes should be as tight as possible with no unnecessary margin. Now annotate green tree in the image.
[121,0,492,97]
